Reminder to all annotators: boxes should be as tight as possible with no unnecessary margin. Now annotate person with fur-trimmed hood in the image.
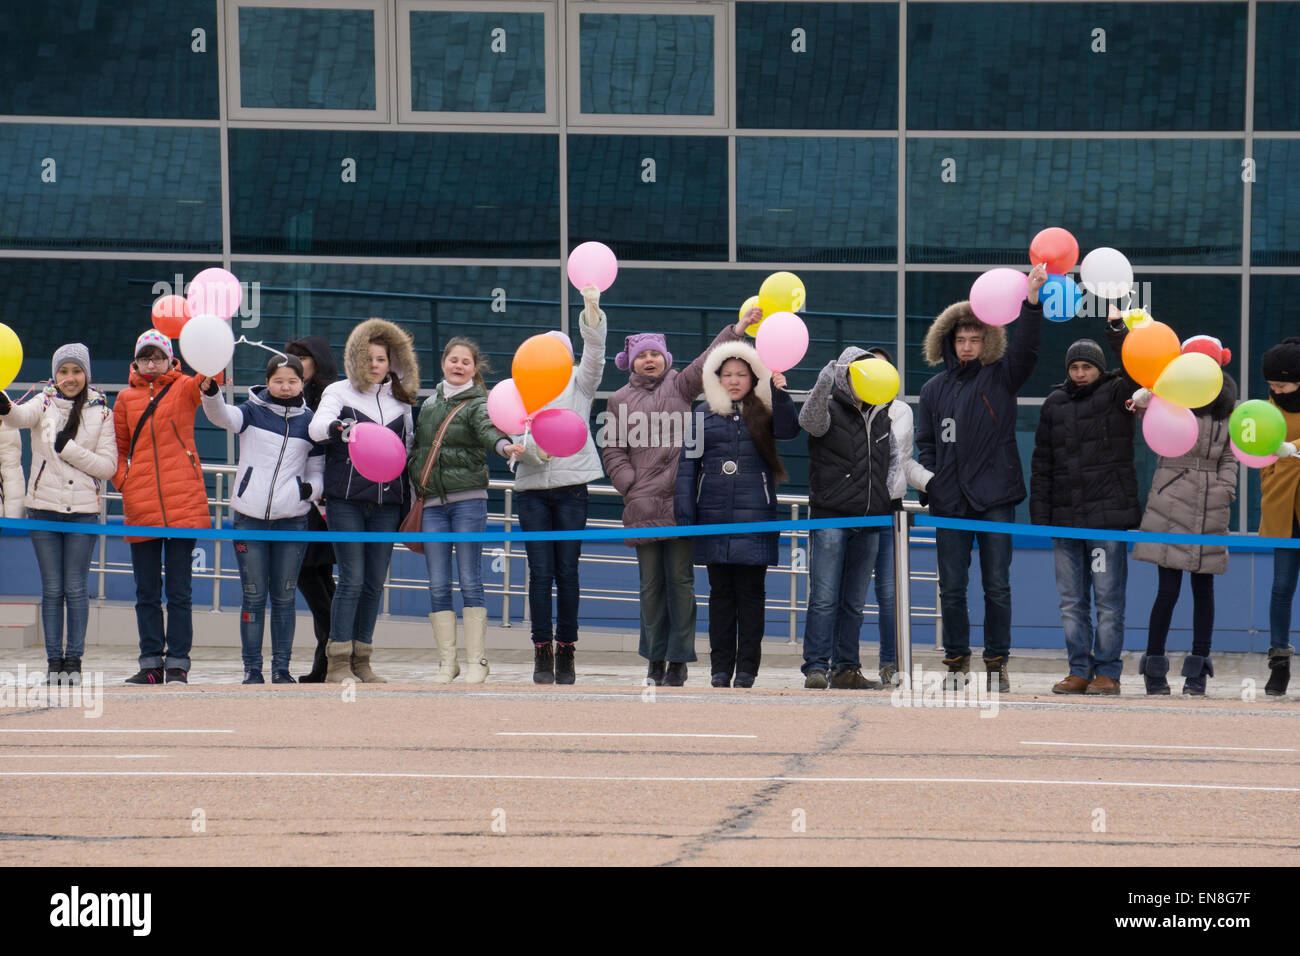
[308,318,419,683]
[916,263,1047,692]
[674,339,799,688]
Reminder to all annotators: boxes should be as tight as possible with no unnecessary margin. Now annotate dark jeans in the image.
[517,484,588,643]
[1053,538,1127,680]
[297,562,335,648]
[233,513,309,672]
[635,538,697,663]
[1147,566,1214,657]
[27,509,98,661]
[707,563,767,679]
[934,503,1015,660]
[873,537,896,667]
[130,536,196,671]
[327,499,400,646]
[422,498,487,613]
[1270,517,1300,651]
[803,526,879,674]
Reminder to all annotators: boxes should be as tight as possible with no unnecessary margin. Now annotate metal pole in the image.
[502,486,514,627]
[893,508,913,683]
[787,502,799,643]
[96,496,108,600]
[211,473,224,611]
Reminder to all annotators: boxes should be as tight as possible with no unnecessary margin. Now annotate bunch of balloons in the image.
[1123,319,1227,457]
[0,323,21,390]
[151,267,242,377]
[1229,400,1292,467]
[741,272,809,374]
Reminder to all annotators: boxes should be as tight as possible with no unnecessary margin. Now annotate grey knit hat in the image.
[1065,339,1106,373]
[52,342,91,382]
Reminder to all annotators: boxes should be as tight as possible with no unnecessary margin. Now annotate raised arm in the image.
[308,384,345,443]
[797,362,837,438]
[574,286,608,400]
[675,322,746,403]
[199,380,248,433]
[1005,263,1048,393]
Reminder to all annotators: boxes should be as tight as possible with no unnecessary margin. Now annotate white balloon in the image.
[179,315,235,377]
[1079,247,1134,300]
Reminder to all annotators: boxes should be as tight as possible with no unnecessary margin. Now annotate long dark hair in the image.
[718,356,788,484]
[53,384,88,449]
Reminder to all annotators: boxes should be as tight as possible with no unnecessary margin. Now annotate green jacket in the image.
[408,383,507,502]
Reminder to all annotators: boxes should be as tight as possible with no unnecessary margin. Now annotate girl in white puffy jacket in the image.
[200,354,325,684]
[0,344,117,685]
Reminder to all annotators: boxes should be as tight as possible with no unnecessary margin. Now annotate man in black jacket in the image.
[1031,311,1140,696]
[916,264,1047,692]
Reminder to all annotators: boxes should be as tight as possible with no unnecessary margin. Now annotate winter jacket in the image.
[1,385,116,516]
[602,324,744,543]
[308,319,418,507]
[409,381,508,506]
[287,335,339,567]
[1030,320,1142,531]
[884,401,933,501]
[202,385,325,521]
[112,363,212,542]
[1259,398,1300,539]
[799,347,895,520]
[1132,376,1238,574]
[673,342,800,566]
[513,309,607,491]
[916,299,1043,516]
[0,423,24,518]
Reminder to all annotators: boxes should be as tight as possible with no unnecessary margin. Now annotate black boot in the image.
[1139,653,1170,695]
[47,658,63,685]
[533,641,555,685]
[298,636,329,683]
[1265,646,1292,698]
[1181,654,1213,696]
[646,660,666,686]
[62,658,82,687]
[554,642,575,685]
[663,662,687,686]
[983,655,1011,694]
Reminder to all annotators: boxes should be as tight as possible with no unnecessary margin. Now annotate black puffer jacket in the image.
[1029,321,1142,530]
[287,335,339,568]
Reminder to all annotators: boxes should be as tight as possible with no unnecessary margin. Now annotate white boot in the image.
[430,611,459,683]
[463,606,490,684]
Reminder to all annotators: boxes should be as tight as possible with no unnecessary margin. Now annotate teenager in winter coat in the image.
[799,346,900,690]
[200,354,325,684]
[113,331,214,685]
[601,315,747,687]
[0,344,116,685]
[916,263,1047,692]
[1031,314,1142,696]
[674,339,798,688]
[308,318,419,684]
[864,346,933,685]
[513,286,607,685]
[284,335,339,683]
[409,338,521,685]
[0,423,22,519]
[1258,337,1300,697]
[1131,351,1238,696]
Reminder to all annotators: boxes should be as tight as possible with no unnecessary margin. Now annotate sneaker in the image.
[733,672,755,689]
[830,667,882,690]
[664,662,687,686]
[646,660,666,686]
[243,670,265,685]
[164,668,188,684]
[711,672,731,688]
[125,667,164,685]
[879,663,898,685]
[533,642,555,685]
[554,642,575,685]
[271,670,296,684]
[804,669,829,689]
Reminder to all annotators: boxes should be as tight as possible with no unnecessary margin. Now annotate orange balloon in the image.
[151,294,191,339]
[512,334,573,414]
[1122,320,1181,389]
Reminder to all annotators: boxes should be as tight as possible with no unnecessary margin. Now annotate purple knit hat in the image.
[615,333,672,372]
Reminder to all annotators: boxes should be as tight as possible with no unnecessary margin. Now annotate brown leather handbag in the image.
[399,400,470,555]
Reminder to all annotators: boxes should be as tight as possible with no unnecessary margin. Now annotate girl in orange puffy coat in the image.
[113,330,214,685]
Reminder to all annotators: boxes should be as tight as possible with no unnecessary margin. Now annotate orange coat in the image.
[112,363,212,542]
[1259,399,1300,539]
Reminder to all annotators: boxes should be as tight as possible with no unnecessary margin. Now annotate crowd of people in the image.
[0,278,1297,697]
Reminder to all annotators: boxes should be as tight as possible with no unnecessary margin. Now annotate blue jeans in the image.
[1053,538,1127,680]
[934,503,1015,660]
[1272,531,1300,651]
[327,499,400,645]
[517,485,588,643]
[422,498,488,613]
[28,509,98,661]
[130,536,195,670]
[636,538,697,663]
[233,513,308,671]
[803,526,879,674]
[874,536,896,667]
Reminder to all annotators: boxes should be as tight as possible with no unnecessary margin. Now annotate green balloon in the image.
[1229,400,1287,456]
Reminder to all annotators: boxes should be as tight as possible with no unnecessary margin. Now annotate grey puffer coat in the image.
[1132,375,1238,574]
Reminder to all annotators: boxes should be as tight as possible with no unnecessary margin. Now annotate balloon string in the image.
[508,419,531,474]
[234,335,288,360]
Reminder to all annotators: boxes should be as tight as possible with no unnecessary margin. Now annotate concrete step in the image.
[0,600,39,649]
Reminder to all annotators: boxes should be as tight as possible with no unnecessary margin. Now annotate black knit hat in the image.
[1065,339,1106,372]
[1262,337,1300,383]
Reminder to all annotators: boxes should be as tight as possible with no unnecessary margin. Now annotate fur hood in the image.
[922,300,1008,368]
[700,341,773,415]
[344,318,420,394]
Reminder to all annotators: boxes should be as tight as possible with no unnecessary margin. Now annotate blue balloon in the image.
[1041,273,1082,322]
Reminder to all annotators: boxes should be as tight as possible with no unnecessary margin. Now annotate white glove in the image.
[1278,441,1299,459]
[580,285,601,324]
[1131,388,1153,408]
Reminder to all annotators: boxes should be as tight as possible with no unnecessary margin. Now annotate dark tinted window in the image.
[578,13,714,115]
[1254,3,1300,130]
[237,6,376,110]
[1252,139,1300,266]
[409,10,546,113]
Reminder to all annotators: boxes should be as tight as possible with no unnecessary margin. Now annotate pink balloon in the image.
[531,408,588,458]
[187,268,243,321]
[969,268,1029,326]
[348,423,406,483]
[754,311,808,374]
[487,379,528,434]
[1230,441,1278,469]
[1142,396,1199,458]
[566,241,618,292]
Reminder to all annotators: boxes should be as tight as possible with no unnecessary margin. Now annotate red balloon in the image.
[1029,227,1080,275]
[151,294,191,339]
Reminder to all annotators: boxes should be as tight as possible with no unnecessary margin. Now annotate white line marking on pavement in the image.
[0,755,166,759]
[0,771,1297,793]
[494,732,758,739]
[0,729,232,734]
[1022,740,1297,753]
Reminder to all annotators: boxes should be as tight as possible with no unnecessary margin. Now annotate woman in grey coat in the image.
[1132,371,1237,696]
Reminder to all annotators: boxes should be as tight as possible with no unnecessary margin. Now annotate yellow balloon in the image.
[0,323,22,391]
[758,271,806,316]
[739,295,763,337]
[1122,307,1153,331]
[1152,351,1223,409]
[849,358,900,406]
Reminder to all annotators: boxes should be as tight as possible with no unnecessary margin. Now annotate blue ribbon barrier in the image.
[913,514,1300,551]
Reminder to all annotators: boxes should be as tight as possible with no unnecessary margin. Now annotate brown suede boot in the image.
[324,641,357,683]
[350,640,388,683]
